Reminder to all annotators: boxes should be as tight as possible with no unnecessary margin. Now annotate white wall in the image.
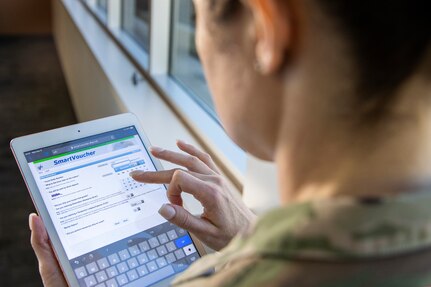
[53,0,126,121]
[243,155,280,214]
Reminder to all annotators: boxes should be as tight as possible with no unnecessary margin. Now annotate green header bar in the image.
[33,136,135,164]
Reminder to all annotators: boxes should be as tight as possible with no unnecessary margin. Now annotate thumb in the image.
[29,214,67,286]
[29,213,54,263]
[158,204,214,236]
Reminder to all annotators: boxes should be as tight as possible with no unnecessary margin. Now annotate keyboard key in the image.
[127,257,139,269]
[105,279,118,287]
[183,244,197,256]
[117,274,129,286]
[165,253,176,264]
[95,284,106,287]
[158,233,169,244]
[146,261,158,272]
[167,230,178,240]
[137,265,148,277]
[174,249,185,260]
[127,269,139,281]
[166,242,176,252]
[128,245,140,256]
[84,275,97,287]
[156,245,168,256]
[148,237,160,248]
[175,235,192,248]
[156,257,167,268]
[118,249,131,261]
[137,253,148,265]
[106,266,118,278]
[119,266,175,287]
[147,250,158,260]
[173,259,188,272]
[86,262,99,274]
[177,228,186,235]
[138,241,150,252]
[108,254,120,265]
[75,266,87,279]
[116,262,129,273]
[187,254,198,264]
[95,270,108,282]
[97,258,110,270]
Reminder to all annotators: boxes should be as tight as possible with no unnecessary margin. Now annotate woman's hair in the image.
[210,0,431,118]
[318,1,430,116]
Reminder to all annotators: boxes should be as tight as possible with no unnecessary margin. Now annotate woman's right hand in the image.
[131,140,256,251]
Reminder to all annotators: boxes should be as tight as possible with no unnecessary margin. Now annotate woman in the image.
[29,0,431,286]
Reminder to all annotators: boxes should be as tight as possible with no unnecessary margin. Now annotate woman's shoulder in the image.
[173,249,431,287]
[173,194,431,287]
[173,254,292,287]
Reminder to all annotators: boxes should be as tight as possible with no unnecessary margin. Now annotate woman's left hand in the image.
[28,213,68,287]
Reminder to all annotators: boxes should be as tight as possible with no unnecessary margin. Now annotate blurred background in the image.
[0,1,278,286]
[0,0,76,286]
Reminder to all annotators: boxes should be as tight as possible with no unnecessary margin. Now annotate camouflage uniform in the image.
[173,191,431,287]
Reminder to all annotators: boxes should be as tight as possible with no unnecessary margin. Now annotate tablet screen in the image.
[24,126,200,287]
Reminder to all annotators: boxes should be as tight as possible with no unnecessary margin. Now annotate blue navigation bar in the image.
[25,126,138,163]
[113,160,145,172]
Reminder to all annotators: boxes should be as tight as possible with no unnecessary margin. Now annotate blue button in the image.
[174,235,192,248]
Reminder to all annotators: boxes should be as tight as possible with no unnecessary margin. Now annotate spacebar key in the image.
[124,265,175,287]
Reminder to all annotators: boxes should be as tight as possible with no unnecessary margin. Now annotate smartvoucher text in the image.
[53,151,96,165]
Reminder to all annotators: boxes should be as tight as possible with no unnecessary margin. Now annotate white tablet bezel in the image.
[10,113,206,287]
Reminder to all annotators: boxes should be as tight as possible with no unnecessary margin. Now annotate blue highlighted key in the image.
[175,235,192,248]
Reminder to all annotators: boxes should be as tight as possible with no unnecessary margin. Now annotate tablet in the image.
[11,113,205,287]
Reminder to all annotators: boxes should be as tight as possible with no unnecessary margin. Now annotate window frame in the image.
[168,0,219,122]
[80,0,247,187]
[96,0,108,12]
[121,0,151,53]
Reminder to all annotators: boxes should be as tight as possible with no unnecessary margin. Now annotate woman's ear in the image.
[246,0,291,74]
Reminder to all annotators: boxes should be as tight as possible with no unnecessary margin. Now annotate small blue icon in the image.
[175,235,192,248]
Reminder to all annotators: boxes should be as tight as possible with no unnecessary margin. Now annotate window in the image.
[96,0,107,12]
[78,0,246,180]
[169,0,216,119]
[122,0,151,52]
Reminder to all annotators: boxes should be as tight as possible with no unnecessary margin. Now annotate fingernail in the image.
[150,146,164,153]
[129,171,144,178]
[29,213,36,231]
[177,139,187,145]
[158,204,176,220]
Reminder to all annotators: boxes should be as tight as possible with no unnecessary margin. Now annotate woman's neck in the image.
[275,58,431,204]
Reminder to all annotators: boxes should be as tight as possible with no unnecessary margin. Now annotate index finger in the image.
[176,140,221,174]
[150,147,214,175]
[130,169,208,184]
[130,169,179,184]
